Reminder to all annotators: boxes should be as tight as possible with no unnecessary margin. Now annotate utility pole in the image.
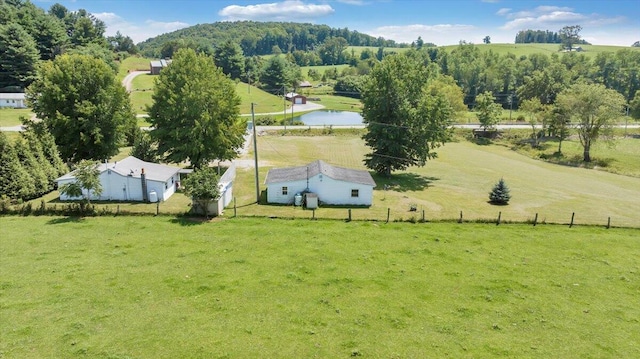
[252,103,260,203]
[283,86,287,131]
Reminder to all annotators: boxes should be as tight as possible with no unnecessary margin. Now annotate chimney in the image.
[141,168,148,202]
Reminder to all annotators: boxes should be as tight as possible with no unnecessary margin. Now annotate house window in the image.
[351,189,359,198]
[282,186,288,195]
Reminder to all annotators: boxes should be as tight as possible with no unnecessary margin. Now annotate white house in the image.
[265,160,376,206]
[0,93,27,108]
[56,156,181,202]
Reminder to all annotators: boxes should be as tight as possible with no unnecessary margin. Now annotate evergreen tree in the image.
[489,178,511,205]
[13,137,49,197]
[0,23,39,89]
[0,131,36,200]
[214,39,245,80]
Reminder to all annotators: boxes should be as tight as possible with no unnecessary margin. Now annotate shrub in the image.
[489,178,511,205]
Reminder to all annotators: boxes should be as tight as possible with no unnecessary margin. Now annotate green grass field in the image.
[0,108,33,127]
[116,56,152,81]
[232,133,640,227]
[1,216,638,358]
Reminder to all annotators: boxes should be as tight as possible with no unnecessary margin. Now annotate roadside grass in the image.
[236,82,288,114]
[130,90,153,114]
[1,216,639,358]
[233,131,640,227]
[0,108,32,127]
[310,94,362,111]
[130,73,156,91]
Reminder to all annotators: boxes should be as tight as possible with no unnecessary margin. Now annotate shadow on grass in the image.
[46,217,83,225]
[539,152,614,169]
[373,172,439,192]
[170,217,208,226]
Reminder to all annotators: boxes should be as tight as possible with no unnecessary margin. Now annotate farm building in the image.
[265,160,376,206]
[0,93,26,108]
[190,163,236,217]
[284,92,307,104]
[56,156,182,202]
[150,59,172,75]
[298,81,312,88]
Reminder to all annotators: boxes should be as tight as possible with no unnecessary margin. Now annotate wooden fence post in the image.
[458,211,463,223]
[607,217,611,229]
[533,213,538,226]
[386,208,390,223]
[312,209,316,220]
[422,210,425,223]
[156,202,159,216]
[233,197,237,217]
[348,209,352,222]
[569,212,575,228]
[497,211,501,225]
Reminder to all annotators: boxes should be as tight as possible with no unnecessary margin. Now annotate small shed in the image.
[284,92,307,105]
[299,81,312,88]
[265,160,376,206]
[150,59,172,75]
[0,93,26,108]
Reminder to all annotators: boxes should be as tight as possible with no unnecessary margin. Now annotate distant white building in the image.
[56,156,181,202]
[265,160,376,206]
[0,93,26,108]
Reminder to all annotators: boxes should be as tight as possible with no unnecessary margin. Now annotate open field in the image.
[1,216,638,358]
[0,108,33,127]
[440,43,639,59]
[116,56,152,81]
[232,132,640,227]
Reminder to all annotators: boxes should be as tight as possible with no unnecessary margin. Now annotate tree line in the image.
[0,0,137,91]
[137,21,401,59]
[515,29,590,46]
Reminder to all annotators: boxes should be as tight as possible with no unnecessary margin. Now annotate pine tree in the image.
[0,132,36,200]
[489,178,511,205]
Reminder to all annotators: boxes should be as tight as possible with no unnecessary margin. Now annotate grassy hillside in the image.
[1,216,638,358]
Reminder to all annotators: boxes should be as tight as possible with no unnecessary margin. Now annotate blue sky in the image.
[35,0,640,46]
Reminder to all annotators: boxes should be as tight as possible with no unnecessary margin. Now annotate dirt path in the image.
[122,71,149,92]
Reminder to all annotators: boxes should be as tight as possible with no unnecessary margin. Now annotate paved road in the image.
[122,71,149,92]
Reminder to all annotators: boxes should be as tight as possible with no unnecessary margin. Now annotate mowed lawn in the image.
[234,133,640,227]
[1,216,638,358]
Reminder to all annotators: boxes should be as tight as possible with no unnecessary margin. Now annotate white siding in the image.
[267,174,374,206]
[57,171,179,202]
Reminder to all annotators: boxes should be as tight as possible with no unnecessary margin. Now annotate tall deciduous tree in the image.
[27,54,136,163]
[148,48,244,169]
[0,23,39,89]
[630,90,640,120]
[559,25,582,51]
[475,91,502,130]
[556,83,626,162]
[361,52,453,176]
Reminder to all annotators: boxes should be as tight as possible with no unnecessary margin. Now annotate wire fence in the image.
[2,199,638,230]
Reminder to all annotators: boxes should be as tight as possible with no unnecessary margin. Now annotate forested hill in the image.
[137,21,402,58]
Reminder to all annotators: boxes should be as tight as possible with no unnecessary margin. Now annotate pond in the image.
[291,110,363,126]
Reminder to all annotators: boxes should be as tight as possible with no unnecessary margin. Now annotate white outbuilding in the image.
[56,156,181,202]
[265,160,376,206]
[0,93,26,108]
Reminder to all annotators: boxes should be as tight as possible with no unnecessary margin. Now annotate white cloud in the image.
[93,12,189,43]
[219,0,334,21]
[497,5,626,30]
[368,24,478,46]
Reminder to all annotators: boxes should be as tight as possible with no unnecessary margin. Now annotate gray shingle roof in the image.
[56,156,180,183]
[265,160,376,186]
